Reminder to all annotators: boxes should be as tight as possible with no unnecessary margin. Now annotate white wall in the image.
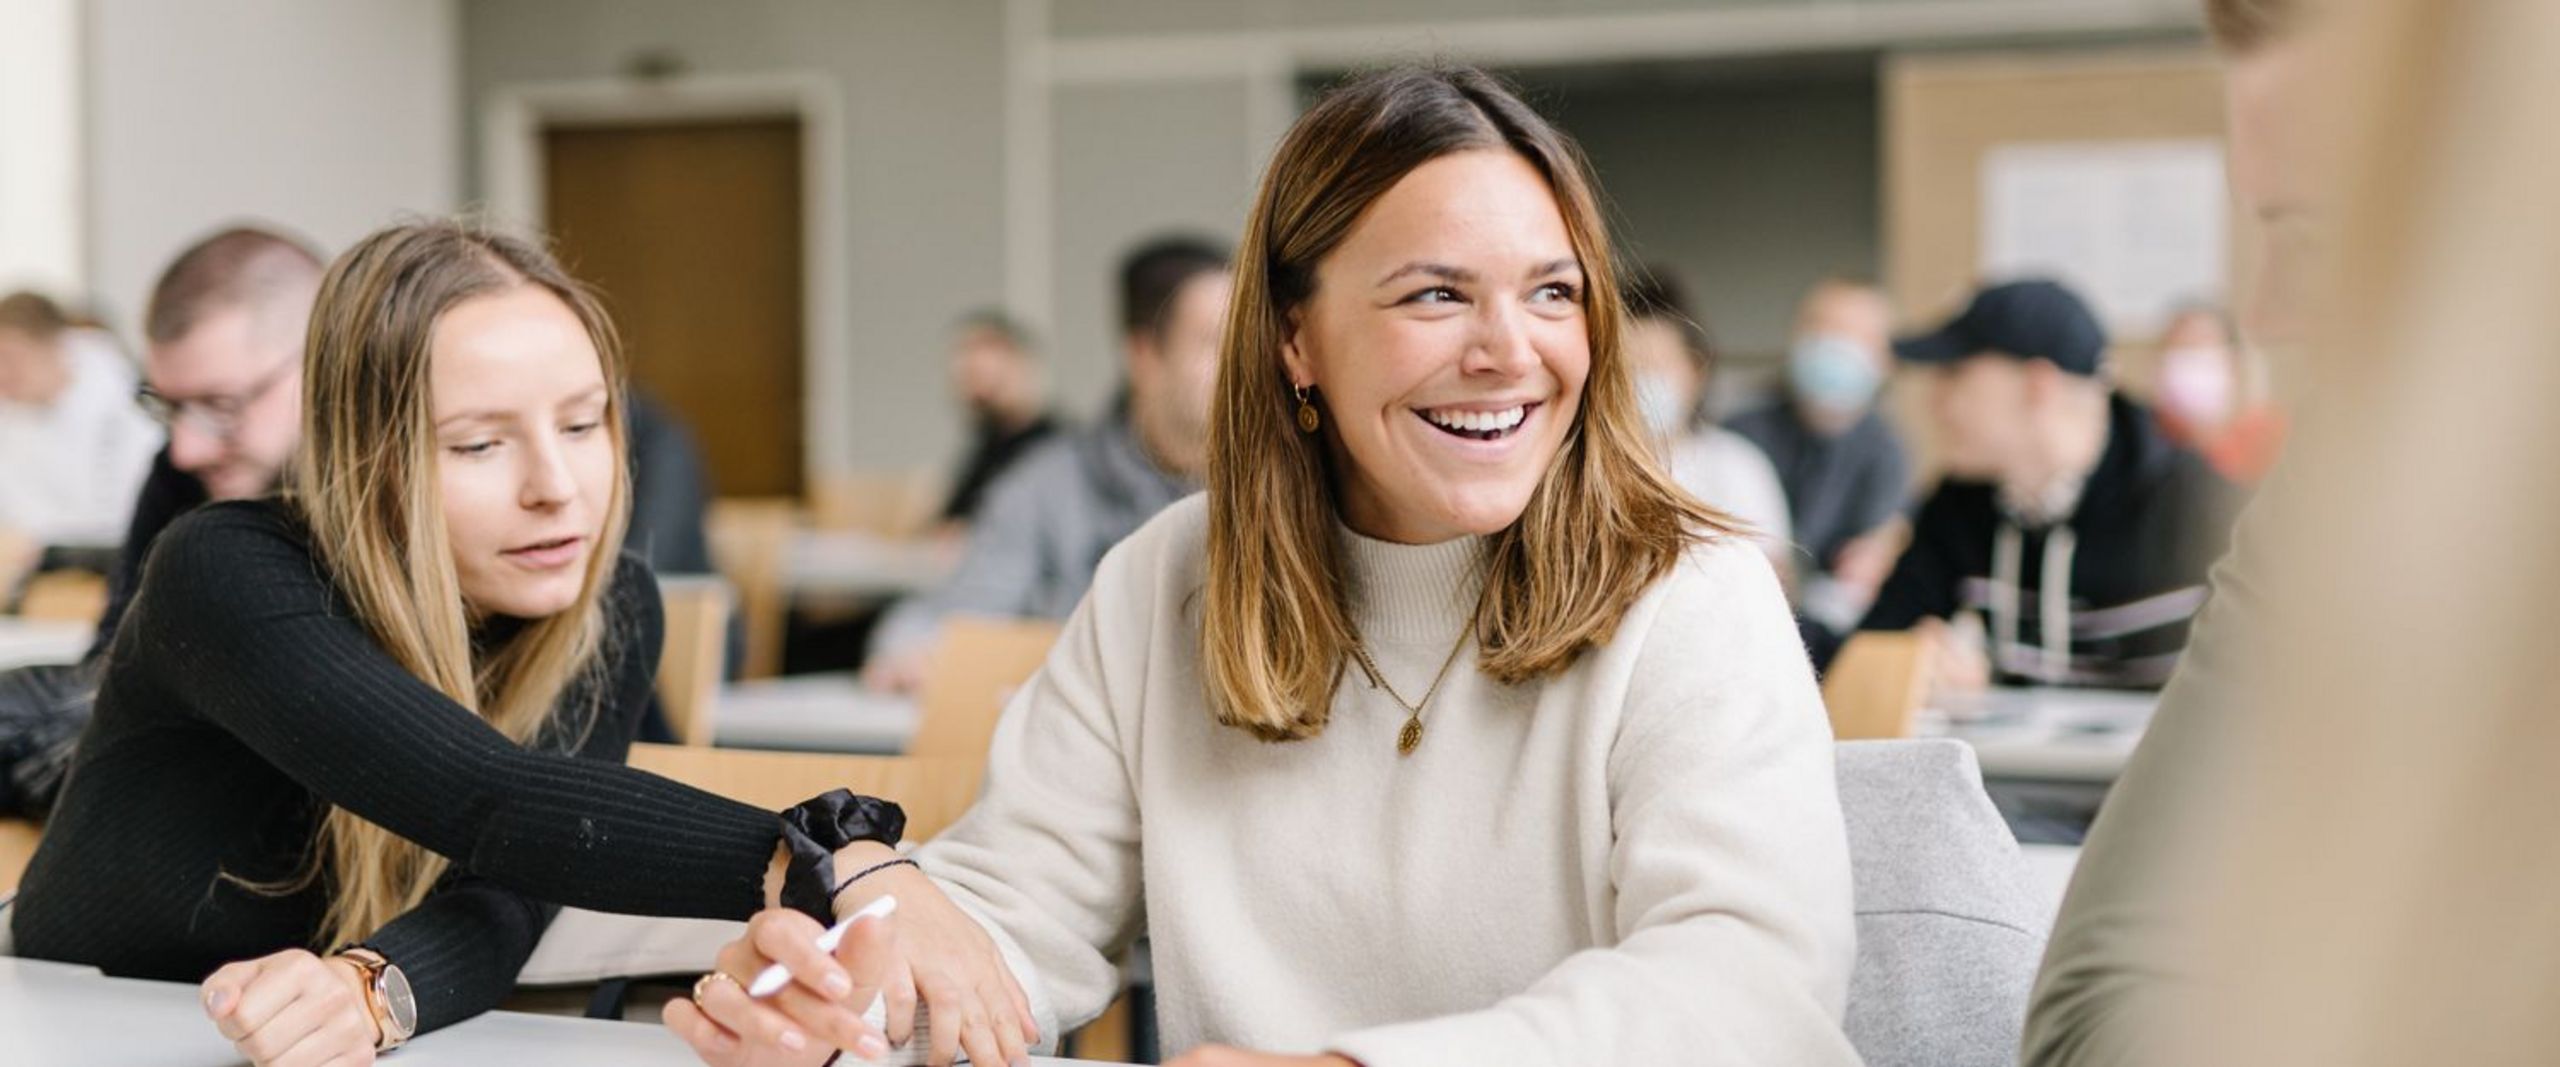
[462,0,1010,476]
[84,0,460,331]
[0,0,85,299]
[455,0,2197,470]
[1523,67,1881,366]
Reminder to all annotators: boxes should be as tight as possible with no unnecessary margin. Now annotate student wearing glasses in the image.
[0,226,323,819]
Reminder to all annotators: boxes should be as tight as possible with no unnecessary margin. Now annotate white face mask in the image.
[2156,345,2236,425]
[1634,369,1692,435]
[1789,333,1883,416]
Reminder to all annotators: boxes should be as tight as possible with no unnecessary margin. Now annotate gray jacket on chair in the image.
[1837,739,2049,1067]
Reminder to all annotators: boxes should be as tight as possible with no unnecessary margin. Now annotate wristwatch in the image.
[337,946,418,1052]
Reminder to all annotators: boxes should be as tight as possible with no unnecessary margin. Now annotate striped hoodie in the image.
[1855,394,2243,689]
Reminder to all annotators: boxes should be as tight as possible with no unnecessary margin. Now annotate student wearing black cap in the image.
[1847,279,2241,690]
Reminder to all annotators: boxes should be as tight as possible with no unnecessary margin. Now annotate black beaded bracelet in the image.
[831,857,920,902]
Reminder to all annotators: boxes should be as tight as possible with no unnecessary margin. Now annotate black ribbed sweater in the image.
[9,500,783,1034]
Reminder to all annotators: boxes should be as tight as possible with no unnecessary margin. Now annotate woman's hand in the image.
[686,844,1038,1067]
[199,948,379,1067]
[666,905,898,1066]
[1167,1048,1360,1067]
[835,854,1038,1067]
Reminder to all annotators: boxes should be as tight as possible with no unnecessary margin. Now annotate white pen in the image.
[747,894,899,998]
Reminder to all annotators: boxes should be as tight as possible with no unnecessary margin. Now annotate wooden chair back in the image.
[625,744,979,843]
[0,817,41,895]
[707,498,799,679]
[807,468,942,540]
[654,575,733,746]
[1822,630,1940,741]
[18,570,108,626]
[909,617,1061,787]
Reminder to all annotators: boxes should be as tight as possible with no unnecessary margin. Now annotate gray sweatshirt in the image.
[871,408,1195,659]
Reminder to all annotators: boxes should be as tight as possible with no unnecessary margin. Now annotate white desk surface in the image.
[784,531,958,600]
[0,616,90,672]
[715,672,919,754]
[0,957,1106,1066]
[1921,686,2159,783]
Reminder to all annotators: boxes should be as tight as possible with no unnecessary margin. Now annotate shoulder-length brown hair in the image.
[280,218,631,950]
[1203,65,1733,742]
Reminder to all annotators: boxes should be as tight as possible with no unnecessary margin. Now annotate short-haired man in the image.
[0,226,324,815]
[865,236,1231,692]
[937,309,1062,529]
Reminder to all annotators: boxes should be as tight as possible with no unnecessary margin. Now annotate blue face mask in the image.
[1789,334,1883,415]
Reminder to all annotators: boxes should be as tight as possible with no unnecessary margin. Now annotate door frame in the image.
[482,72,850,489]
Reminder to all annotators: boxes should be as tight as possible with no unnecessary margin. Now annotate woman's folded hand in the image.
[666,904,898,1066]
[200,948,379,1067]
[669,850,1037,1067]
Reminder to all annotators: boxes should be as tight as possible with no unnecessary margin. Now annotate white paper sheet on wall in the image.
[1979,139,2228,337]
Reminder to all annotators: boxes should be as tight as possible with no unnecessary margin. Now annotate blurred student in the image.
[623,388,717,577]
[1729,278,1911,623]
[863,237,1229,692]
[8,220,1020,1066]
[0,291,162,551]
[2151,304,2286,484]
[937,310,1061,530]
[1622,268,1792,574]
[0,226,322,817]
[1852,279,2241,690]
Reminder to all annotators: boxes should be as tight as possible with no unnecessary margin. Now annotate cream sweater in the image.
[915,495,1858,1065]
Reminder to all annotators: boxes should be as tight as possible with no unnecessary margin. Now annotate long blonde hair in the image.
[282,219,631,950]
[1203,66,1733,741]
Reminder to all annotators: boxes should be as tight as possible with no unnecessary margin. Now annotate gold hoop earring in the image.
[1294,384,1321,433]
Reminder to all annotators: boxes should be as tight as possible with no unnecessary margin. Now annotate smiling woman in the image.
[698,64,1860,1067]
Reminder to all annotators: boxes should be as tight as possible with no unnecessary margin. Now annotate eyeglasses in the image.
[136,356,297,441]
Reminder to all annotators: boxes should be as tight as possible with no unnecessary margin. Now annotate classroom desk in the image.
[0,957,1108,1066]
[1920,685,2158,784]
[715,671,919,753]
[1922,686,2159,845]
[0,617,90,671]
[784,531,959,600]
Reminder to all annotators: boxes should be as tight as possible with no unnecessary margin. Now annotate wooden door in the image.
[544,117,806,497]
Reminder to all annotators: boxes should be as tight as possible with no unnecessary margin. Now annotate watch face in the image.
[379,963,419,1038]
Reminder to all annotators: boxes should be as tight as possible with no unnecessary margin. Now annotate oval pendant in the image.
[1397,717,1424,756]
[1297,402,1322,434]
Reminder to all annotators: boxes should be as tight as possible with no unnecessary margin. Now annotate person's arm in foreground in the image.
[2020,468,2286,1066]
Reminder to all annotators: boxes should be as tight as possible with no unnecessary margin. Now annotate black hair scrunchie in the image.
[776,789,906,924]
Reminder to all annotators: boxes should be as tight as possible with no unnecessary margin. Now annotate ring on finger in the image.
[692,970,743,1006]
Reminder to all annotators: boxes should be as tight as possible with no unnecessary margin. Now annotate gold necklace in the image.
[1345,625,1472,757]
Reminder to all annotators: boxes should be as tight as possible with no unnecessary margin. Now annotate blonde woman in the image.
[8,222,1034,1067]
[685,66,1856,1067]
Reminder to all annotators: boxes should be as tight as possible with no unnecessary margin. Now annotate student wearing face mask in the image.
[2151,303,2286,485]
[1728,278,1911,620]
[1622,268,1792,576]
